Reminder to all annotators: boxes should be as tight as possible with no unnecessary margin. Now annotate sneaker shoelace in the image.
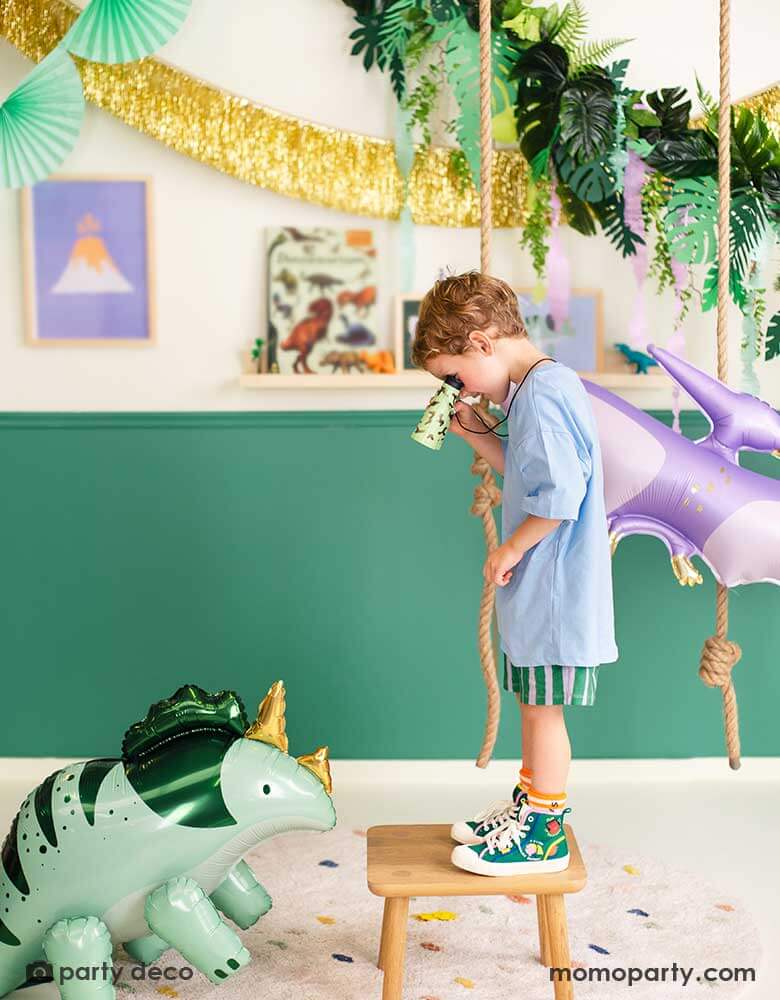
[480,813,532,858]
[472,798,520,833]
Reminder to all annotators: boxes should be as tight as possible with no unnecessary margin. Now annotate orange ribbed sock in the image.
[518,767,533,795]
[527,786,567,813]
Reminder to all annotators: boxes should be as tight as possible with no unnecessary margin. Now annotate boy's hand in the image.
[449,400,485,438]
[483,538,525,587]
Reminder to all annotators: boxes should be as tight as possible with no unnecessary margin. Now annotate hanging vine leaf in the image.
[765,311,780,361]
[664,176,718,265]
[558,69,615,162]
[592,193,645,256]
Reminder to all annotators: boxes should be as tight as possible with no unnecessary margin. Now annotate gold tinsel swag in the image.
[1,0,778,227]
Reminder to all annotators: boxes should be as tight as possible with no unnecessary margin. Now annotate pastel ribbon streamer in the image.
[546,187,570,333]
[623,152,648,350]
[395,104,416,293]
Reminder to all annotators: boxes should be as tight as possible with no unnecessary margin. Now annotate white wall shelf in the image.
[239,371,669,390]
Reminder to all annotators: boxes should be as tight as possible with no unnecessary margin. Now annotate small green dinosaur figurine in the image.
[0,682,335,999]
[614,342,660,374]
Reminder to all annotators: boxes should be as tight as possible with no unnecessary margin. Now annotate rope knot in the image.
[699,635,742,689]
[470,478,502,517]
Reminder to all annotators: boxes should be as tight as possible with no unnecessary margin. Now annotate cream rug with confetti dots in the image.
[16,825,761,1000]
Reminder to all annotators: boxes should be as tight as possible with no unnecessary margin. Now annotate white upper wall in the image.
[0,0,778,412]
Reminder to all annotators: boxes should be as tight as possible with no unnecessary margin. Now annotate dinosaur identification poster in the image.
[266,227,381,374]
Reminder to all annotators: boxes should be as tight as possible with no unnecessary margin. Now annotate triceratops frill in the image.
[0,681,335,998]
[583,345,780,588]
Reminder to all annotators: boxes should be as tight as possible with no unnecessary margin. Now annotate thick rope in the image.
[697,0,742,770]
[472,0,502,768]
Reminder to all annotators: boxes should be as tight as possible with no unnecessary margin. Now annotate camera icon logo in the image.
[26,961,53,981]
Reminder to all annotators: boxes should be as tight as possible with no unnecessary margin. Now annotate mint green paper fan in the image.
[0,47,85,189]
[61,0,192,64]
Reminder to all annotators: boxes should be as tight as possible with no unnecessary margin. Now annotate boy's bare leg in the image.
[517,700,571,794]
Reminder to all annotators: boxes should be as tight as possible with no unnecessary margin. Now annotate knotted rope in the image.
[472,0,502,768]
[697,0,743,770]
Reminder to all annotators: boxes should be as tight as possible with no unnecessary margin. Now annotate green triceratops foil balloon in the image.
[0,682,335,999]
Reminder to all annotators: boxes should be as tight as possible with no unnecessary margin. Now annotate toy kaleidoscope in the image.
[0,681,335,999]
[584,345,780,588]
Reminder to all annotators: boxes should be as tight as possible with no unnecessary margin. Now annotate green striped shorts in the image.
[503,657,599,706]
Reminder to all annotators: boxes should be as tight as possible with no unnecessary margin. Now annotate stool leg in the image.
[545,894,573,1000]
[380,896,409,1000]
[377,898,391,970]
[536,895,552,966]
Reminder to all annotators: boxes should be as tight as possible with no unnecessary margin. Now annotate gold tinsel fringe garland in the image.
[1,0,777,227]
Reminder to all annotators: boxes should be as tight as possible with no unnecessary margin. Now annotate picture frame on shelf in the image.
[514,287,604,373]
[395,293,425,373]
[21,175,156,347]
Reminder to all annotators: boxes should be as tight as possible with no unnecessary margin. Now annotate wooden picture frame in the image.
[514,287,605,372]
[394,293,426,372]
[21,174,156,347]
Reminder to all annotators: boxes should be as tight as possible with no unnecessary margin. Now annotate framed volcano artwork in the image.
[265,227,385,374]
[21,175,156,347]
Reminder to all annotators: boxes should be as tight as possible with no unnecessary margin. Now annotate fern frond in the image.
[556,0,588,56]
[570,37,632,72]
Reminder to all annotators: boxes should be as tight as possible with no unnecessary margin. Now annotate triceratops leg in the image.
[43,916,115,1000]
[210,860,272,930]
[122,932,169,965]
[145,877,250,985]
[608,514,703,587]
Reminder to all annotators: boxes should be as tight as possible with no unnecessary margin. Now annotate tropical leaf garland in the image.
[340,0,780,357]
[765,310,780,361]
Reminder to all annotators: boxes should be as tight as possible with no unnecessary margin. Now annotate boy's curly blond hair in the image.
[410,270,527,369]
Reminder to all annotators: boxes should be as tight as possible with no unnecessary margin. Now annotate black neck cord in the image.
[454,357,556,438]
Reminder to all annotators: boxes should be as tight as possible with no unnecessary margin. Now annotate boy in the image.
[411,271,618,876]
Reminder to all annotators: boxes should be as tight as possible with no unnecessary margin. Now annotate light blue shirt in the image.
[496,361,618,667]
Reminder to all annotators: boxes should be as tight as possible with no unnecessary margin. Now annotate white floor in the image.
[1,757,778,999]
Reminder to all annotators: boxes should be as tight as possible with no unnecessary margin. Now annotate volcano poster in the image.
[22,177,155,345]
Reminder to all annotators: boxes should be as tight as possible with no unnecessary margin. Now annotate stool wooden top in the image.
[367,823,586,898]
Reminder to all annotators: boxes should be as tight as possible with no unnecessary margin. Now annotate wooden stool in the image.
[367,824,587,1000]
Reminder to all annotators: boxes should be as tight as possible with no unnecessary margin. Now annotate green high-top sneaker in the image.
[451,807,571,875]
[450,784,527,845]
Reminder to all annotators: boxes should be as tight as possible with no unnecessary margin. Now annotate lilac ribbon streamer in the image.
[546,187,570,333]
[624,152,648,349]
[667,256,689,433]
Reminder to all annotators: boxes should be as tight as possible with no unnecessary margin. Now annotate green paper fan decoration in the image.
[61,0,192,65]
[0,47,85,189]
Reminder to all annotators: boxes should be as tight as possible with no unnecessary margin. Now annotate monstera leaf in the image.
[646,131,718,179]
[0,46,84,189]
[592,193,645,257]
[729,189,768,279]
[556,179,597,235]
[61,0,191,64]
[556,144,617,202]
[731,106,780,188]
[558,69,615,162]
[643,87,692,141]
[761,166,780,223]
[664,176,719,265]
[510,41,569,163]
[702,260,748,312]
[765,311,780,361]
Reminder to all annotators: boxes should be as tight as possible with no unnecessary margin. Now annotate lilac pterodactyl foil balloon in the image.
[503,346,780,587]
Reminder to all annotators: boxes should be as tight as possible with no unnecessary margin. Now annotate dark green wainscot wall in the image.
[0,410,777,759]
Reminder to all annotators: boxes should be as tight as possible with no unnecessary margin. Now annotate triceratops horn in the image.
[297,746,332,794]
[245,680,288,753]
